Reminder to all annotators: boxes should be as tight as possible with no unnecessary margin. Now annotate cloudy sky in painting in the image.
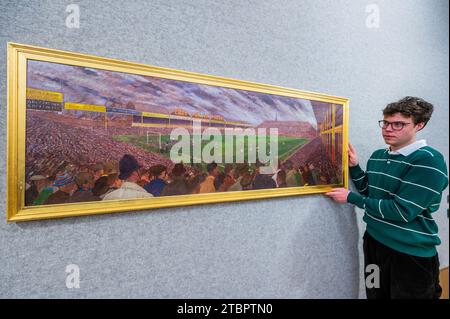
[27,60,318,127]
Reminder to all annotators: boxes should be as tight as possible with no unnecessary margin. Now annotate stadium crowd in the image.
[25,114,340,206]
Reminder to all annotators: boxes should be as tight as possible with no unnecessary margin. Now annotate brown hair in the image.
[106,173,118,186]
[149,164,167,178]
[383,96,434,127]
[75,172,94,188]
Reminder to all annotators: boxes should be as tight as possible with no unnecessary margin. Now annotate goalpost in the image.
[146,131,162,151]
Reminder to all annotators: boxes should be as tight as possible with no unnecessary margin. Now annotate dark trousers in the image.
[363,231,442,299]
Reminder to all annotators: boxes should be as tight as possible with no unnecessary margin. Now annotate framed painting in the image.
[7,43,349,221]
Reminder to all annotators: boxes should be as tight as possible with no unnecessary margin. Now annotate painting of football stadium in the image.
[24,59,345,207]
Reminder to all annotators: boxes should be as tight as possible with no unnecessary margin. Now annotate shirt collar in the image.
[387,139,427,156]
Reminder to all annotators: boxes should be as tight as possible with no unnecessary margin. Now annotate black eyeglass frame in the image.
[378,120,413,131]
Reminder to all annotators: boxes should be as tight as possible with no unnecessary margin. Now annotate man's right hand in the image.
[348,143,359,167]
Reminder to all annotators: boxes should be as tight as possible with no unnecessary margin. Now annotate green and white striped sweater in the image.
[347,144,449,257]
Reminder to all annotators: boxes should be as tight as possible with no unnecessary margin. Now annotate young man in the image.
[326,96,448,299]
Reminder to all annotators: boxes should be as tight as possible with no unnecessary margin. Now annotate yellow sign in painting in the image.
[141,111,169,119]
[26,88,63,103]
[64,102,106,113]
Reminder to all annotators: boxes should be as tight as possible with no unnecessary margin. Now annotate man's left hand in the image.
[325,188,350,203]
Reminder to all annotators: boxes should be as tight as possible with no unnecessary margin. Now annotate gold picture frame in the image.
[7,42,349,222]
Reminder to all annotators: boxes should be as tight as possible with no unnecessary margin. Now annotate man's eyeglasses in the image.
[378,120,412,131]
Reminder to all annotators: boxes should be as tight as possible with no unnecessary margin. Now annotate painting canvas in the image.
[7,43,348,221]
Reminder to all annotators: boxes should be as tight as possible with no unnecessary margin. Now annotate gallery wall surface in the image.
[0,0,448,298]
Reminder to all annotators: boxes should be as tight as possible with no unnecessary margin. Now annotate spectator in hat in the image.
[43,172,77,205]
[144,164,168,197]
[161,163,189,196]
[252,162,277,190]
[103,154,153,200]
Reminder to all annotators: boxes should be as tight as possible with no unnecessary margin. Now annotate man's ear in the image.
[416,122,425,132]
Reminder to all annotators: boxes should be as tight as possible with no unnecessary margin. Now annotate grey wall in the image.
[0,0,448,298]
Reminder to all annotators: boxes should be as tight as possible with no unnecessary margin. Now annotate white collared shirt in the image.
[387,139,427,156]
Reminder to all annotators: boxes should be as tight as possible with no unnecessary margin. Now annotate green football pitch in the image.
[112,134,308,164]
